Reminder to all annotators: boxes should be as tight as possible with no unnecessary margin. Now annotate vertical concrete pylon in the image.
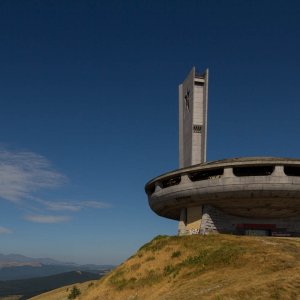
[179,67,209,168]
[178,67,208,235]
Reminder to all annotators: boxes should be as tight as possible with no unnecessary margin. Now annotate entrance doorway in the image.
[236,224,276,236]
[244,229,270,236]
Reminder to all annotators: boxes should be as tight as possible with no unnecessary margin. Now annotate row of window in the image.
[146,165,300,196]
[193,125,202,133]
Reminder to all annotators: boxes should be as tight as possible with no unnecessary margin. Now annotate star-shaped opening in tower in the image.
[184,89,190,112]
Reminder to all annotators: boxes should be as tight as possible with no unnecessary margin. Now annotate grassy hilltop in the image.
[31,234,300,300]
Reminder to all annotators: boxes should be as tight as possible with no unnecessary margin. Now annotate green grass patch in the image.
[145,256,155,262]
[109,269,162,290]
[130,263,141,271]
[171,251,181,258]
[182,243,244,268]
[139,235,170,252]
[163,265,176,275]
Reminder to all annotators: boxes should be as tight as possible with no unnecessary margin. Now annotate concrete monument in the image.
[145,67,300,237]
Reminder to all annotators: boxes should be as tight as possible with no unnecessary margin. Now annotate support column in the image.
[178,208,187,236]
[272,165,285,177]
[186,206,202,235]
[223,167,234,177]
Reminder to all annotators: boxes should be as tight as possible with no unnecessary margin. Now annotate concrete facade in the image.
[146,157,300,236]
[179,67,208,168]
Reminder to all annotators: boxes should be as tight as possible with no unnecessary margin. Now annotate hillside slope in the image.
[31,235,300,299]
[0,271,101,299]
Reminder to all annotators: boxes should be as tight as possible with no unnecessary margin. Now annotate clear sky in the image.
[0,0,300,265]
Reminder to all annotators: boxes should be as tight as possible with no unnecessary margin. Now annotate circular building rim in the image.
[145,156,300,195]
[145,156,300,220]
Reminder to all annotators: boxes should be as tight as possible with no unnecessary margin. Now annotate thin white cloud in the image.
[46,202,81,212]
[0,226,12,234]
[0,147,111,225]
[0,148,66,202]
[24,214,70,224]
[80,201,111,209]
[36,199,111,212]
[38,200,81,212]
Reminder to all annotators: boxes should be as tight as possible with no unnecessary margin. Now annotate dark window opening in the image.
[194,81,204,86]
[233,166,274,177]
[193,125,202,133]
[284,166,300,176]
[188,168,223,181]
[161,176,181,188]
[145,184,156,196]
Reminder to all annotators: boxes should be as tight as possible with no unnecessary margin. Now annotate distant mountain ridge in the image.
[0,253,114,281]
[0,270,102,299]
[0,253,75,267]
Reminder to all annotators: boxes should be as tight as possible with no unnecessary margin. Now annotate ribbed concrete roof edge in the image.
[145,156,300,188]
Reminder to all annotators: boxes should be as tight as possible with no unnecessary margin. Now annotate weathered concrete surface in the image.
[179,67,208,167]
[145,157,300,222]
[200,204,300,235]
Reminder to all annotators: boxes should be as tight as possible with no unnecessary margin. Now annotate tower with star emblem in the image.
[177,67,209,234]
[179,67,209,168]
[146,67,300,237]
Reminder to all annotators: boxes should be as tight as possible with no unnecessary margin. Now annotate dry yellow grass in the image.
[31,235,300,300]
[30,280,96,300]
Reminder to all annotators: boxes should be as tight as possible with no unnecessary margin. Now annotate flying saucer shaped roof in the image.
[145,157,300,220]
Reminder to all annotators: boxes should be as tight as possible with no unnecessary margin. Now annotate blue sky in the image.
[0,0,300,265]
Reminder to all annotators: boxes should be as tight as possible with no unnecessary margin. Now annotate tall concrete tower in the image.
[178,67,209,235]
[179,67,209,168]
[146,68,300,237]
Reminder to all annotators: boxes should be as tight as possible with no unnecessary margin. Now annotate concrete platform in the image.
[145,157,300,221]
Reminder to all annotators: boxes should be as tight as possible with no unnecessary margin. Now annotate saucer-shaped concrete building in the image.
[145,68,300,236]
